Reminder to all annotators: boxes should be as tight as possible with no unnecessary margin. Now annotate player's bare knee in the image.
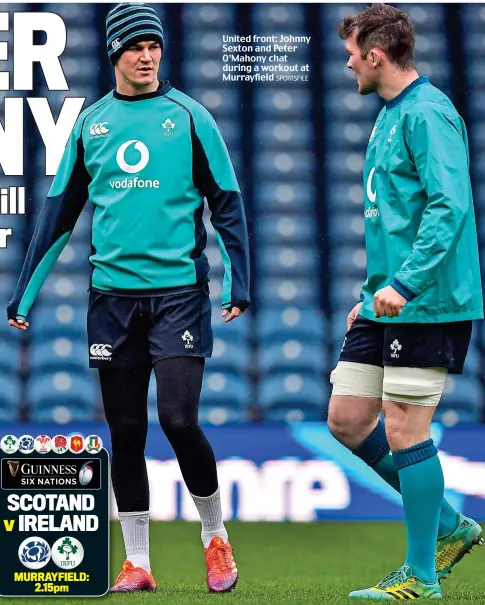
[328,398,378,447]
[327,407,356,444]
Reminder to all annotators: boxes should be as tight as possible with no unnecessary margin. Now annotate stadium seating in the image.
[259,374,328,421]
[0,376,21,421]
[28,373,98,422]
[3,4,483,425]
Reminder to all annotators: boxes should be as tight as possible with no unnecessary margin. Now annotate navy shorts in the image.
[87,284,213,368]
[339,316,472,374]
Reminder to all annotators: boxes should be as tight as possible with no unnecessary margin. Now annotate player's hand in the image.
[373,285,407,319]
[8,318,29,331]
[222,307,242,323]
[347,302,362,331]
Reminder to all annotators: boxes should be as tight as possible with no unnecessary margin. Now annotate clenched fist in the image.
[373,285,407,318]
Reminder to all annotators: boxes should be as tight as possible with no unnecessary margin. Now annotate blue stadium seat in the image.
[28,373,97,421]
[211,308,251,341]
[256,121,313,150]
[330,279,363,313]
[255,215,317,245]
[259,374,328,417]
[259,341,326,375]
[257,307,326,344]
[53,242,91,273]
[0,274,14,307]
[435,409,481,424]
[255,151,315,180]
[321,4,365,28]
[30,303,87,340]
[414,33,448,58]
[206,338,250,374]
[327,212,365,246]
[325,151,366,181]
[184,59,223,85]
[253,4,306,28]
[323,62,359,89]
[325,90,381,120]
[330,311,351,344]
[200,373,251,408]
[37,274,89,305]
[254,89,311,117]
[461,5,485,31]
[465,35,485,59]
[30,339,88,375]
[254,182,315,213]
[183,4,236,28]
[0,375,20,421]
[329,246,367,279]
[0,317,24,343]
[198,405,246,424]
[404,5,446,30]
[256,277,318,308]
[0,241,23,271]
[0,340,21,373]
[44,2,98,23]
[259,246,319,278]
[185,88,239,115]
[440,375,482,412]
[464,343,480,376]
[327,183,364,211]
[326,121,375,149]
[184,31,224,55]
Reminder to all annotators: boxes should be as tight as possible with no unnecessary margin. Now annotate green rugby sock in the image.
[394,440,444,583]
[353,421,458,538]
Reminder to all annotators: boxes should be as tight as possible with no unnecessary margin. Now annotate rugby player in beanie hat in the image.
[9,0,249,595]
[106,2,164,64]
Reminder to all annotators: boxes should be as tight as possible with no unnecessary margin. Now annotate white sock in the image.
[119,511,151,572]
[190,487,228,547]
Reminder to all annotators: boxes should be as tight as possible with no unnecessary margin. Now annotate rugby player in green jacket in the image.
[8,3,248,594]
[329,5,483,600]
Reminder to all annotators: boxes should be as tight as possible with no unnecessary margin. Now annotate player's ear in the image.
[370,49,381,68]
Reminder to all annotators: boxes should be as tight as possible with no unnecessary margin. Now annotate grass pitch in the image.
[11,521,485,604]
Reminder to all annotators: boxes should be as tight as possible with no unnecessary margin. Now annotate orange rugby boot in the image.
[204,536,238,593]
[109,560,156,593]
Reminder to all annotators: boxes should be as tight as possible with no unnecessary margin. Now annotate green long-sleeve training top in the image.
[8,81,250,321]
[360,76,483,323]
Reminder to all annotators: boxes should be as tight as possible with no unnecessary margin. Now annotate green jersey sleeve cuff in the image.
[391,278,417,301]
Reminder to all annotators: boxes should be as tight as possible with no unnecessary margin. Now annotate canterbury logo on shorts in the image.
[89,343,112,359]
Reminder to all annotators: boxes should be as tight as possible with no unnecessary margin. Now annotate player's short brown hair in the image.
[338,4,416,70]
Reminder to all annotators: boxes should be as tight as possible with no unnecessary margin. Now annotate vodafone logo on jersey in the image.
[110,140,160,189]
[116,140,149,174]
[365,167,379,218]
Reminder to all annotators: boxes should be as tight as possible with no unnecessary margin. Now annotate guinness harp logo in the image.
[7,460,20,477]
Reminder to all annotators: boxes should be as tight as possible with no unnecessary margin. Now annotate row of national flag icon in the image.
[0,434,103,455]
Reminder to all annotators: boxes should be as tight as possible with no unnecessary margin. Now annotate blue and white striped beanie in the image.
[107,3,164,64]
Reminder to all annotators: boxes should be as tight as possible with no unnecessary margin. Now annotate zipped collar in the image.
[113,80,172,102]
